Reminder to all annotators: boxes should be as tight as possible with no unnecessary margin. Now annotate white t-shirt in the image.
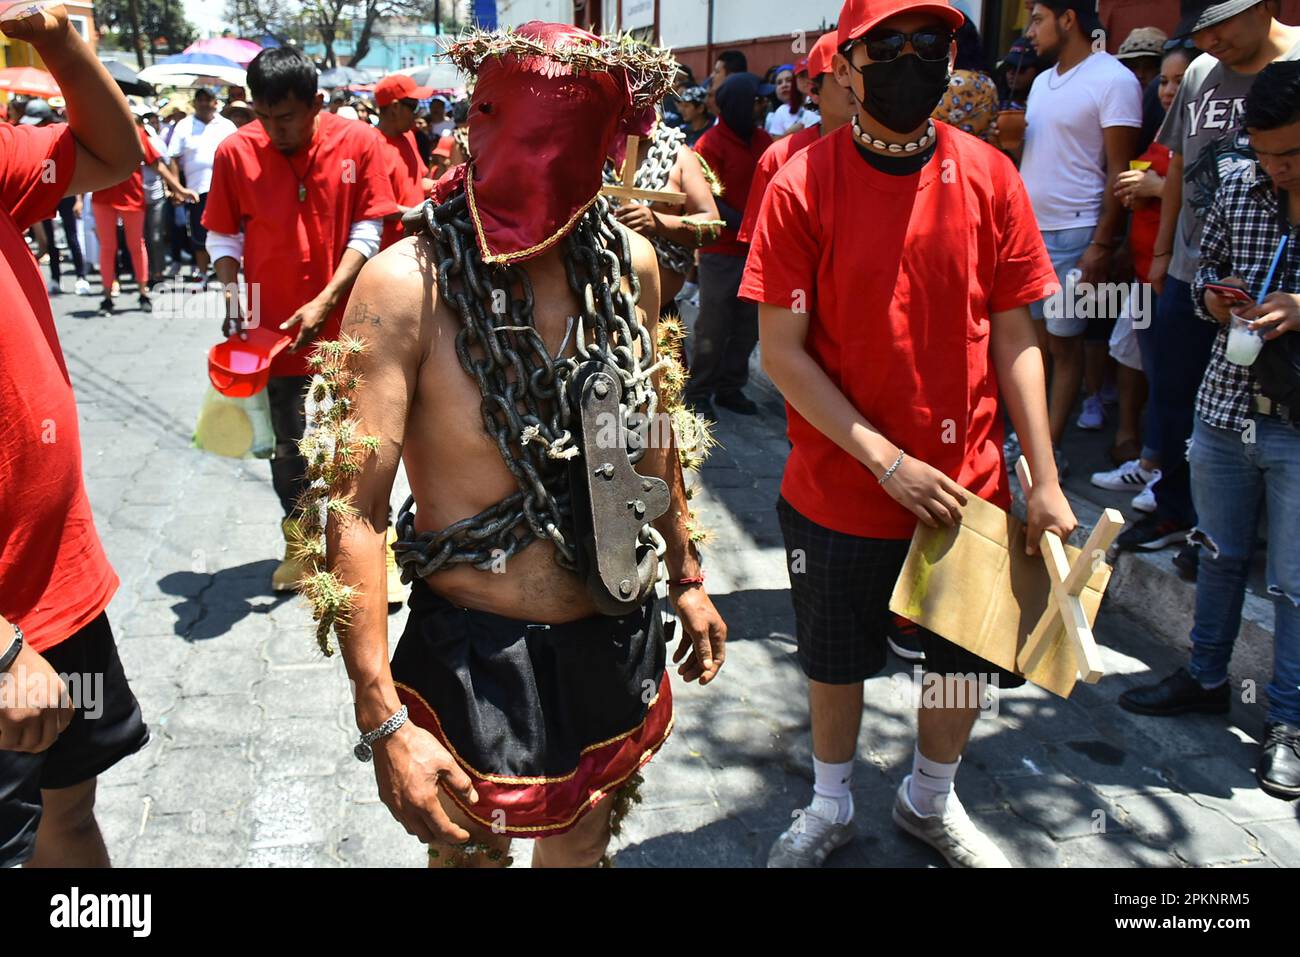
[1020,51,1143,231]
[765,103,815,137]
[166,113,237,195]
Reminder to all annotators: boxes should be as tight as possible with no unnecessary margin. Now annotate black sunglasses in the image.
[860,28,955,63]
[398,97,419,110]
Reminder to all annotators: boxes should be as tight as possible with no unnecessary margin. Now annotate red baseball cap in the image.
[806,32,841,78]
[432,132,456,158]
[375,73,435,107]
[837,0,965,49]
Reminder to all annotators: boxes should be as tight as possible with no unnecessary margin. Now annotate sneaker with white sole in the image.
[1131,483,1157,514]
[891,776,1011,868]
[74,278,91,296]
[1090,459,1158,492]
[767,795,857,868]
[1077,394,1105,430]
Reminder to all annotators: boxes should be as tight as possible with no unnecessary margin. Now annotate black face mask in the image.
[854,53,951,134]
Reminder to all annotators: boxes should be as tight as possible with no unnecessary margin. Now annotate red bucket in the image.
[207,327,291,398]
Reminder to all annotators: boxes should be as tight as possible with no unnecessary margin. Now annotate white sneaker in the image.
[74,278,91,296]
[1091,459,1158,492]
[891,776,1011,868]
[1077,394,1105,430]
[767,795,857,868]
[1131,469,1161,514]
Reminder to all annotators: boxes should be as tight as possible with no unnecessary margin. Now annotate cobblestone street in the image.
[55,283,1300,868]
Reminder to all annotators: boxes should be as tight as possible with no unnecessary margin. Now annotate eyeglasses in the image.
[859,28,955,63]
[1162,37,1197,52]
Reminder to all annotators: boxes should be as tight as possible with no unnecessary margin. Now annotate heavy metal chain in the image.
[391,188,665,582]
[603,122,696,276]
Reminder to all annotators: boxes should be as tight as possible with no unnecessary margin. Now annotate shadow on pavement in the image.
[158,562,291,641]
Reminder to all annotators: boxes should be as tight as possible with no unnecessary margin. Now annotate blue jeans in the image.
[1030,225,1094,337]
[1149,276,1217,525]
[1188,415,1300,725]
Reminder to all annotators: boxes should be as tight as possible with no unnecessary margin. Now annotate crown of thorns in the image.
[442,27,678,111]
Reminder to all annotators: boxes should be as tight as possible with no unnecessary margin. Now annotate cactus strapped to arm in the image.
[293,335,381,656]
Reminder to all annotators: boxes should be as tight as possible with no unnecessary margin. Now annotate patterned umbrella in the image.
[185,37,264,66]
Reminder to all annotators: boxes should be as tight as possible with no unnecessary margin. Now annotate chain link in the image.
[603,122,696,276]
[392,188,665,584]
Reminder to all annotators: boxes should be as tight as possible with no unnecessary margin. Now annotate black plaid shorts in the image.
[777,496,1026,688]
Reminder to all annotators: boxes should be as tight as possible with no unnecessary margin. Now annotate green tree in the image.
[94,0,198,62]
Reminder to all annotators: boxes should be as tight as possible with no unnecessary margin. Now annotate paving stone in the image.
[998,772,1126,840]
[243,843,341,868]
[116,636,194,682]
[160,693,261,747]
[248,776,345,848]
[128,811,250,868]
[336,799,426,868]
[1173,754,1300,825]
[1112,793,1261,865]
[615,806,758,868]
[148,747,255,815]
[254,718,351,778]
[266,626,334,667]
[255,668,350,719]
[1056,832,1183,868]
[1245,821,1300,867]
[178,647,266,696]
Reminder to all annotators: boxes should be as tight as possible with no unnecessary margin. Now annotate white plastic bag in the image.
[192,386,274,459]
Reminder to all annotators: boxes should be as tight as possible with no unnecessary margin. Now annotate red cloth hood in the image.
[455,21,656,264]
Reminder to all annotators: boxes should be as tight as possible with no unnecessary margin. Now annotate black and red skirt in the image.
[391,578,672,837]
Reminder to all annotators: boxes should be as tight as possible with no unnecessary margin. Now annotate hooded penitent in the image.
[714,72,761,142]
[436,21,675,264]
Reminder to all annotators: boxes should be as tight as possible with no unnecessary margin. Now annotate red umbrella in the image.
[0,66,60,98]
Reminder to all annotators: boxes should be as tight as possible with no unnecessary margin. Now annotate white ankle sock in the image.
[812,757,855,824]
[907,747,959,818]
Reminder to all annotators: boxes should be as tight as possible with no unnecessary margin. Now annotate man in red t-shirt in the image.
[683,72,773,418]
[1,4,155,869]
[742,0,1077,868]
[203,47,396,595]
[737,31,855,246]
[372,74,435,251]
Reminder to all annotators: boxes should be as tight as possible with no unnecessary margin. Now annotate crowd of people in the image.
[1,0,1298,872]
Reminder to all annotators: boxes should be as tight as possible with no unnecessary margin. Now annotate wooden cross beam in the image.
[599,134,688,206]
[1014,456,1123,683]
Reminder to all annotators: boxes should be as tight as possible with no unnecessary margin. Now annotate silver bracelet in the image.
[354,704,409,762]
[879,450,905,485]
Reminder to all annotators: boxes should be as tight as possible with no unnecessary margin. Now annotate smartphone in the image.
[1205,283,1255,304]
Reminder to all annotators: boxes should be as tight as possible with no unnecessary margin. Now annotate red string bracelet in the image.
[670,575,705,587]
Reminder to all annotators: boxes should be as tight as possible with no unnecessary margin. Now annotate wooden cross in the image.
[599,134,687,205]
[1014,456,1124,683]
